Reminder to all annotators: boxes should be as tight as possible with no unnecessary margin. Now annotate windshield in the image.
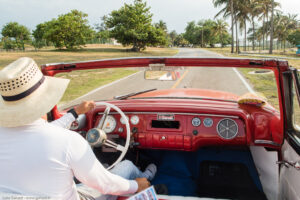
[57,65,279,111]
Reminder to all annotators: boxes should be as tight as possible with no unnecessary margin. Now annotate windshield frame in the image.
[42,57,290,135]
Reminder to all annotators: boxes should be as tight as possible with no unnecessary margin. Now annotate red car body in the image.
[41,57,300,200]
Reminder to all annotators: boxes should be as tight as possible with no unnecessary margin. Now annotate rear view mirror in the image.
[144,70,178,81]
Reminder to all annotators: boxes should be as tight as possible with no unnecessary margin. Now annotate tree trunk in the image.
[252,16,255,51]
[269,0,274,54]
[220,32,223,48]
[262,15,265,50]
[230,0,234,53]
[244,18,247,52]
[235,18,239,53]
[132,43,141,52]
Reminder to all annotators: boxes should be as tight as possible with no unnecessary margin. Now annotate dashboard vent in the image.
[217,118,238,139]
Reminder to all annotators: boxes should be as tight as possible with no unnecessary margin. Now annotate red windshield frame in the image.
[41,57,289,76]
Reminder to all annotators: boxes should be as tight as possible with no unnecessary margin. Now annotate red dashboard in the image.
[79,98,283,151]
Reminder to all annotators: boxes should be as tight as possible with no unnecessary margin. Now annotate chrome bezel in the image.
[192,117,201,127]
[120,115,129,124]
[103,115,117,133]
[216,118,238,140]
[203,118,213,127]
[130,115,139,125]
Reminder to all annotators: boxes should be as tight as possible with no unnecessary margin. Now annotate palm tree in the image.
[273,13,298,52]
[248,0,262,51]
[155,20,168,33]
[269,0,275,53]
[235,0,251,51]
[258,0,270,50]
[169,30,178,46]
[258,0,280,52]
[213,0,235,53]
[213,19,229,47]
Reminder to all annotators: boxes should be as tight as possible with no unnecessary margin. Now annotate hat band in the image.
[1,76,45,102]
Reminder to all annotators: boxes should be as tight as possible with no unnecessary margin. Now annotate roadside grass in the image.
[205,47,281,109]
[239,68,279,110]
[57,68,138,103]
[0,44,178,68]
[204,47,300,68]
[0,44,178,103]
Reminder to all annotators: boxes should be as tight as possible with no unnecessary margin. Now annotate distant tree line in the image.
[0,0,168,52]
[0,0,299,52]
[181,19,231,47]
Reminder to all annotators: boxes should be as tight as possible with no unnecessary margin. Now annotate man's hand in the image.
[135,177,150,193]
[74,101,95,115]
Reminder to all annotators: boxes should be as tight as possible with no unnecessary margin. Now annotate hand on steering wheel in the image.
[86,102,130,170]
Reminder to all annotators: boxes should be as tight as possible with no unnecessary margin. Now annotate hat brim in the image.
[0,76,69,127]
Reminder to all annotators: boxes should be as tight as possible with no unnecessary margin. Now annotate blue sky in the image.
[0,0,299,34]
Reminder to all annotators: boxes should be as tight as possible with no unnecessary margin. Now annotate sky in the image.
[0,0,299,34]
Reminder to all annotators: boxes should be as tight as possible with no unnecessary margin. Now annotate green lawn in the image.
[239,68,279,110]
[0,44,178,68]
[204,47,300,68]
[57,68,139,103]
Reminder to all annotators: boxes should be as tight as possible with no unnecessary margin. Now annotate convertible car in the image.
[41,57,299,200]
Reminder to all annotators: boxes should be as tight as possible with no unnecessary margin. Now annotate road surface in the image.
[61,48,250,109]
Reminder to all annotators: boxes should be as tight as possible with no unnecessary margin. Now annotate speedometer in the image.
[102,115,117,133]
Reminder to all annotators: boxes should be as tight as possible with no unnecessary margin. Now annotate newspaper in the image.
[127,186,158,200]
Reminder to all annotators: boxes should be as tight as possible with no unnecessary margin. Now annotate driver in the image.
[0,57,154,200]
[50,101,158,199]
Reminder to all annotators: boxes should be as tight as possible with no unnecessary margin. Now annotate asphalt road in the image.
[61,48,250,109]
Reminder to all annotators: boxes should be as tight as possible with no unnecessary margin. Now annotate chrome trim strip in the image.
[254,140,280,147]
[97,111,239,119]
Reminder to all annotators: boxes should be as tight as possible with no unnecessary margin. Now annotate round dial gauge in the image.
[217,118,238,139]
[203,118,213,127]
[130,115,139,125]
[102,115,117,133]
[192,117,201,127]
[120,116,129,124]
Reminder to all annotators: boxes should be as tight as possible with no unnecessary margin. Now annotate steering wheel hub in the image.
[86,128,107,147]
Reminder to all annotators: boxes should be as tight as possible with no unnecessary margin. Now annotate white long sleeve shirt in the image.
[0,119,137,199]
[50,112,76,129]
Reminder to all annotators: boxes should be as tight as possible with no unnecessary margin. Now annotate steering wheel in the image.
[86,102,130,170]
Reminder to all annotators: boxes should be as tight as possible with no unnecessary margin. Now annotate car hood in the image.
[131,88,239,101]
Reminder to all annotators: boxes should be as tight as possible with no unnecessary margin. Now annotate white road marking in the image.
[232,68,255,94]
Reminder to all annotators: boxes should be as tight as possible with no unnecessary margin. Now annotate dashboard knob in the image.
[132,127,138,134]
[193,130,198,135]
[160,136,166,141]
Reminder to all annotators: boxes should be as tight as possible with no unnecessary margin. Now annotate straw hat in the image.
[0,57,69,127]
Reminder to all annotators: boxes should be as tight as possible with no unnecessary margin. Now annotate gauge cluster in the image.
[89,110,246,151]
[189,116,240,140]
[192,117,214,128]
[95,114,140,134]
